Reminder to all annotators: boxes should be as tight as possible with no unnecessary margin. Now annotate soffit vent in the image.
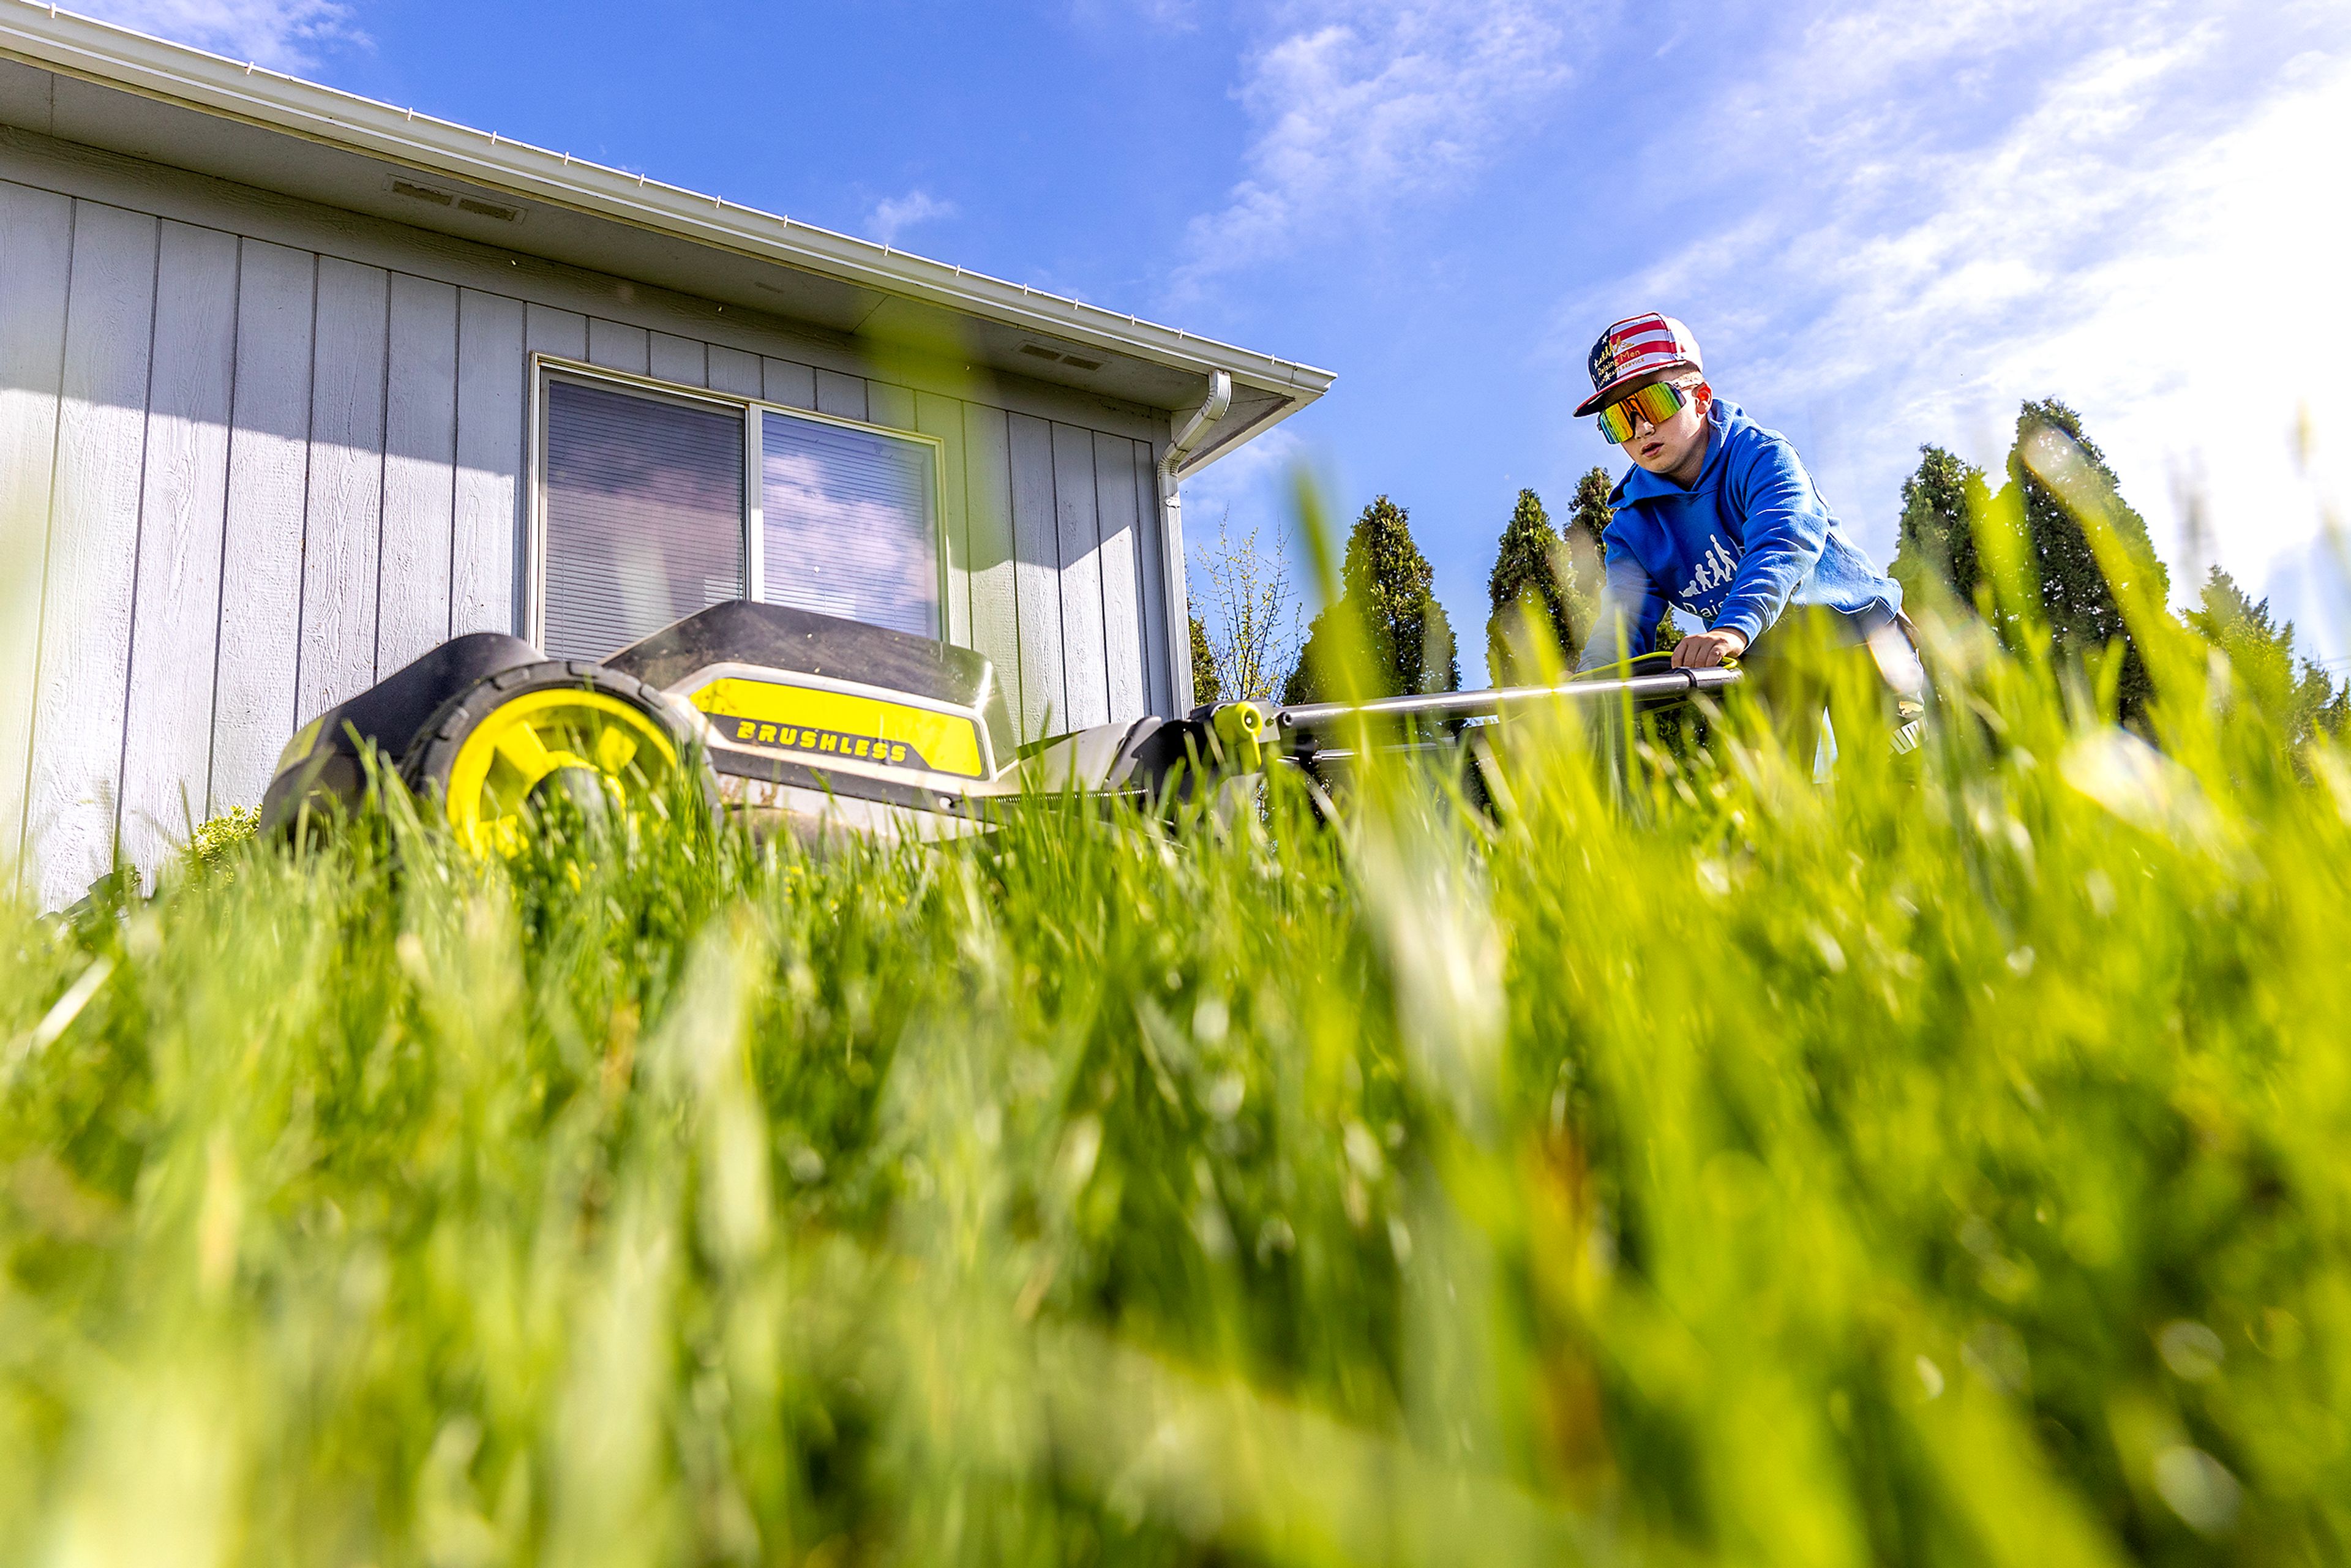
[389,176,523,223]
[1019,343,1103,372]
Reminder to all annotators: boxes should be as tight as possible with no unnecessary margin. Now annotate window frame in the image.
[525,354,951,653]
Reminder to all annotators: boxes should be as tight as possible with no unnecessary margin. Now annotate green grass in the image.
[7,538,2351,1564]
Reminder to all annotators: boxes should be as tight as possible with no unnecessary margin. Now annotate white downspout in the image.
[1160,368,1232,713]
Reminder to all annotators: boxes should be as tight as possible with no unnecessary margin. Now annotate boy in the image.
[1571,313,1921,749]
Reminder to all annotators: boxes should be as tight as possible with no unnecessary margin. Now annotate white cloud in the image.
[1560,0,2351,655]
[1957,48,2351,621]
[67,0,363,70]
[1175,0,1580,293]
[866,189,958,249]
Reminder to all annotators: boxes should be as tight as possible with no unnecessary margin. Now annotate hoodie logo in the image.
[1678,532,1740,609]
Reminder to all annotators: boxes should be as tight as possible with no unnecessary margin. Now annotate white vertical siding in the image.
[587,317,649,375]
[0,177,1187,901]
[962,403,1022,726]
[118,220,238,872]
[378,272,459,673]
[1052,422,1109,730]
[209,239,315,816]
[1007,412,1064,738]
[866,381,914,432]
[26,201,156,910]
[762,358,815,410]
[525,303,587,364]
[293,255,389,720]
[813,367,866,423]
[0,180,74,883]
[450,287,523,637]
[915,390,969,649]
[707,345,761,399]
[650,332,707,388]
[1094,432,1147,724]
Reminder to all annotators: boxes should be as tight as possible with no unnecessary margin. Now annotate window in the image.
[759,410,939,638]
[536,364,943,660]
[543,380,745,661]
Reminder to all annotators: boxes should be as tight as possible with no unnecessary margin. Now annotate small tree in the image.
[1902,406,2172,722]
[1891,444,1990,612]
[2000,399,2169,721]
[1565,466,1612,578]
[1564,466,1621,661]
[1485,488,1583,683]
[1190,511,1302,702]
[1284,495,1460,703]
[1188,611,1222,705]
[2186,566,2345,748]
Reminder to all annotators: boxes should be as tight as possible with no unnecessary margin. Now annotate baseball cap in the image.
[1574,313,1704,417]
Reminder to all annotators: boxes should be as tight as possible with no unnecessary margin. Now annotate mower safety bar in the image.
[1270,664,1741,735]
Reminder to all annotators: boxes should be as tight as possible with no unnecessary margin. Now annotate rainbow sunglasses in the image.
[1594,380,1691,445]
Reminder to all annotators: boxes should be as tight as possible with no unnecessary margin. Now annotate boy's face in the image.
[1621,371,1709,479]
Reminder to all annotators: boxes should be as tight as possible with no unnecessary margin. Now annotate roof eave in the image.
[0,2,1335,408]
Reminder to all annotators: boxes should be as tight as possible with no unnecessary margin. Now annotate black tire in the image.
[401,660,714,857]
[258,631,542,840]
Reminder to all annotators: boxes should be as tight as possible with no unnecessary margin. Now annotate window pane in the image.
[760,411,938,639]
[544,380,744,659]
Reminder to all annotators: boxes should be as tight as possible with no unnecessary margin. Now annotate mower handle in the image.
[1267,664,1740,735]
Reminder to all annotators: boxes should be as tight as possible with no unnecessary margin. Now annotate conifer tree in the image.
[1899,406,2172,721]
[1188,611,1222,705]
[2186,566,2345,747]
[2322,678,2351,742]
[1565,467,1612,566]
[1485,488,1581,684]
[1558,467,1687,665]
[1891,445,1990,610]
[1997,399,2169,721]
[1283,495,1461,703]
[1564,466,1643,662]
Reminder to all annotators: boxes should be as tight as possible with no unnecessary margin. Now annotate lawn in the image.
[4,584,2349,1566]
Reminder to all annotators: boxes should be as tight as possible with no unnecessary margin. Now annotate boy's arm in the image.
[1710,439,1833,647]
[1575,542,1667,672]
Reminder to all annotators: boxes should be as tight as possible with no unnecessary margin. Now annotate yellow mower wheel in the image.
[404,662,705,859]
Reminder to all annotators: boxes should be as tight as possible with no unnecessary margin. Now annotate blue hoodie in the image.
[1575,397,1902,669]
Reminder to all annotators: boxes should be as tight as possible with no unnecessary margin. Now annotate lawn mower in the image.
[257,599,1738,850]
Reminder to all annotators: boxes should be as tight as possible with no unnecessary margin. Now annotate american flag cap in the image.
[1574,313,1704,416]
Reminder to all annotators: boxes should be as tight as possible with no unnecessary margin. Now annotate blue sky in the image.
[82,0,2351,679]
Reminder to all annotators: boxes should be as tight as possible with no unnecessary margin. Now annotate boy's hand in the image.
[1671,629,1747,669]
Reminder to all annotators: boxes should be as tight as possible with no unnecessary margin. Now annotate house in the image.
[0,4,1329,907]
